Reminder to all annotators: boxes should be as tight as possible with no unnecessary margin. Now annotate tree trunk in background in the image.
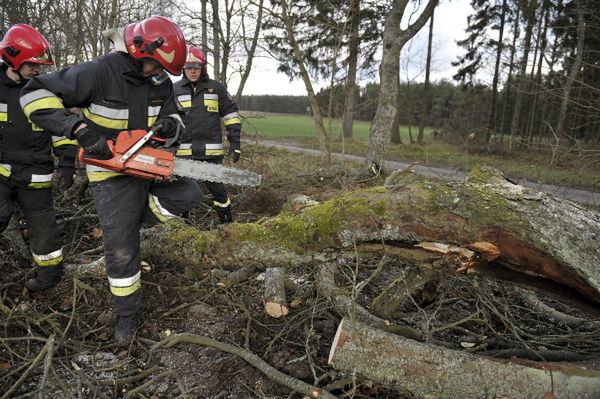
[526,3,549,146]
[367,0,437,171]
[418,8,435,145]
[235,0,264,102]
[509,0,536,150]
[280,0,331,166]
[342,0,360,139]
[500,6,520,144]
[202,0,208,53]
[487,0,506,143]
[555,0,585,145]
[212,0,221,81]
[391,75,402,144]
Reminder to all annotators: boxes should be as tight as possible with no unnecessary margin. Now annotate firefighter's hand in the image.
[75,127,112,160]
[228,141,241,163]
[60,166,75,189]
[152,117,180,139]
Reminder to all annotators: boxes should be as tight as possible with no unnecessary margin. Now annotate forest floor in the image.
[1,145,599,398]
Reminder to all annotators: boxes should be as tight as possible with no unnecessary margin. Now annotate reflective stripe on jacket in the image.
[20,51,183,182]
[173,76,241,159]
[0,70,76,188]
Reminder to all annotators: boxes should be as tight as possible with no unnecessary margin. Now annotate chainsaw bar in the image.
[173,159,261,187]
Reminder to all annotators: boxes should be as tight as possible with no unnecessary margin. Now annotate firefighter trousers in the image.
[200,157,229,207]
[0,181,64,275]
[90,176,202,316]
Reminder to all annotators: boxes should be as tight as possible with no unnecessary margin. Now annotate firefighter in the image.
[173,46,241,224]
[0,24,77,291]
[21,16,202,344]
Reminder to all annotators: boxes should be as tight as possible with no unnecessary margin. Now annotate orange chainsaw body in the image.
[78,129,175,180]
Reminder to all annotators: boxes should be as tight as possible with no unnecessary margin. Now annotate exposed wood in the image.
[264,267,289,318]
[328,317,600,399]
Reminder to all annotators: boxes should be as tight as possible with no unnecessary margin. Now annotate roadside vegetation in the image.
[242,112,600,191]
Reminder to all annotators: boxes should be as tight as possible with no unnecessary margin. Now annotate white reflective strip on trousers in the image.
[31,247,63,261]
[150,194,177,218]
[108,271,141,287]
[30,173,53,183]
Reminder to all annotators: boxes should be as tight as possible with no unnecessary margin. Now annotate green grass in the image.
[241,112,600,191]
[242,112,434,142]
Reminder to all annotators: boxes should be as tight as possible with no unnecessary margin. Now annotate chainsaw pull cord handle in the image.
[119,129,157,163]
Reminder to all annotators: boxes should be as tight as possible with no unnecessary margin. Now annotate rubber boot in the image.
[113,314,140,345]
[25,266,63,292]
[215,205,233,224]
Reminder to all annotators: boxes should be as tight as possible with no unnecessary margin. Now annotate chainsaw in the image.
[78,129,261,186]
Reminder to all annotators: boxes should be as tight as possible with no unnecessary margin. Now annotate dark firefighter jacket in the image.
[0,69,76,188]
[20,51,183,182]
[173,76,241,159]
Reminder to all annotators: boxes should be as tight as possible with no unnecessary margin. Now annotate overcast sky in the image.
[224,0,473,96]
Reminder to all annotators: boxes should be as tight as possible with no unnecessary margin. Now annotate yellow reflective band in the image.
[206,149,224,156]
[223,117,241,126]
[23,97,64,118]
[179,100,192,108]
[213,198,231,207]
[82,108,128,130]
[52,138,78,147]
[0,165,10,177]
[147,115,158,128]
[110,280,141,297]
[204,99,218,112]
[87,171,122,182]
[176,148,192,156]
[28,182,53,189]
[0,113,7,122]
[31,123,43,131]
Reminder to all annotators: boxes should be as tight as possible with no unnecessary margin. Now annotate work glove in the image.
[60,165,75,189]
[151,117,181,139]
[75,127,112,160]
[228,141,241,163]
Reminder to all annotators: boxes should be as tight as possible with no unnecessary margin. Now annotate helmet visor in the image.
[184,62,202,69]
[29,48,54,65]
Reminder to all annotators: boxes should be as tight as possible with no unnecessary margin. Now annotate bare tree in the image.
[418,7,435,146]
[366,0,437,171]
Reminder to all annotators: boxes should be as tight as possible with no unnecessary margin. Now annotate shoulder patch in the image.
[208,88,214,93]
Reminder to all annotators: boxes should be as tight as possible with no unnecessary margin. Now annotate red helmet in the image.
[0,24,53,70]
[124,16,187,76]
[184,45,206,72]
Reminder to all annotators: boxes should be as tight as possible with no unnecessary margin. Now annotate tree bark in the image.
[279,0,331,166]
[142,166,600,303]
[211,0,221,81]
[264,267,289,318]
[328,317,600,399]
[417,9,435,146]
[341,0,360,140]
[555,0,585,144]
[367,0,438,171]
[486,0,506,143]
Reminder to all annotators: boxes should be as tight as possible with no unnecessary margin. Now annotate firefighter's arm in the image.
[20,62,98,139]
[220,87,242,162]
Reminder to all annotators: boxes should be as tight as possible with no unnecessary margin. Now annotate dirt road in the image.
[253,140,600,206]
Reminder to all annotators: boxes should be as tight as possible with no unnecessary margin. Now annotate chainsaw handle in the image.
[119,129,155,163]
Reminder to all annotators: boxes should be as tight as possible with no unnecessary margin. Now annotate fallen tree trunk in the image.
[328,317,600,399]
[142,166,600,302]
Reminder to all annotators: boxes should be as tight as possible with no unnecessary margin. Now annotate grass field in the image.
[242,112,435,142]
[241,112,600,191]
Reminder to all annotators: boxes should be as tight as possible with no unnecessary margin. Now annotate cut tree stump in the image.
[264,267,289,317]
[328,317,600,399]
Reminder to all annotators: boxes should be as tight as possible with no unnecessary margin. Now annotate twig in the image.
[36,335,56,398]
[123,370,175,399]
[1,335,53,399]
